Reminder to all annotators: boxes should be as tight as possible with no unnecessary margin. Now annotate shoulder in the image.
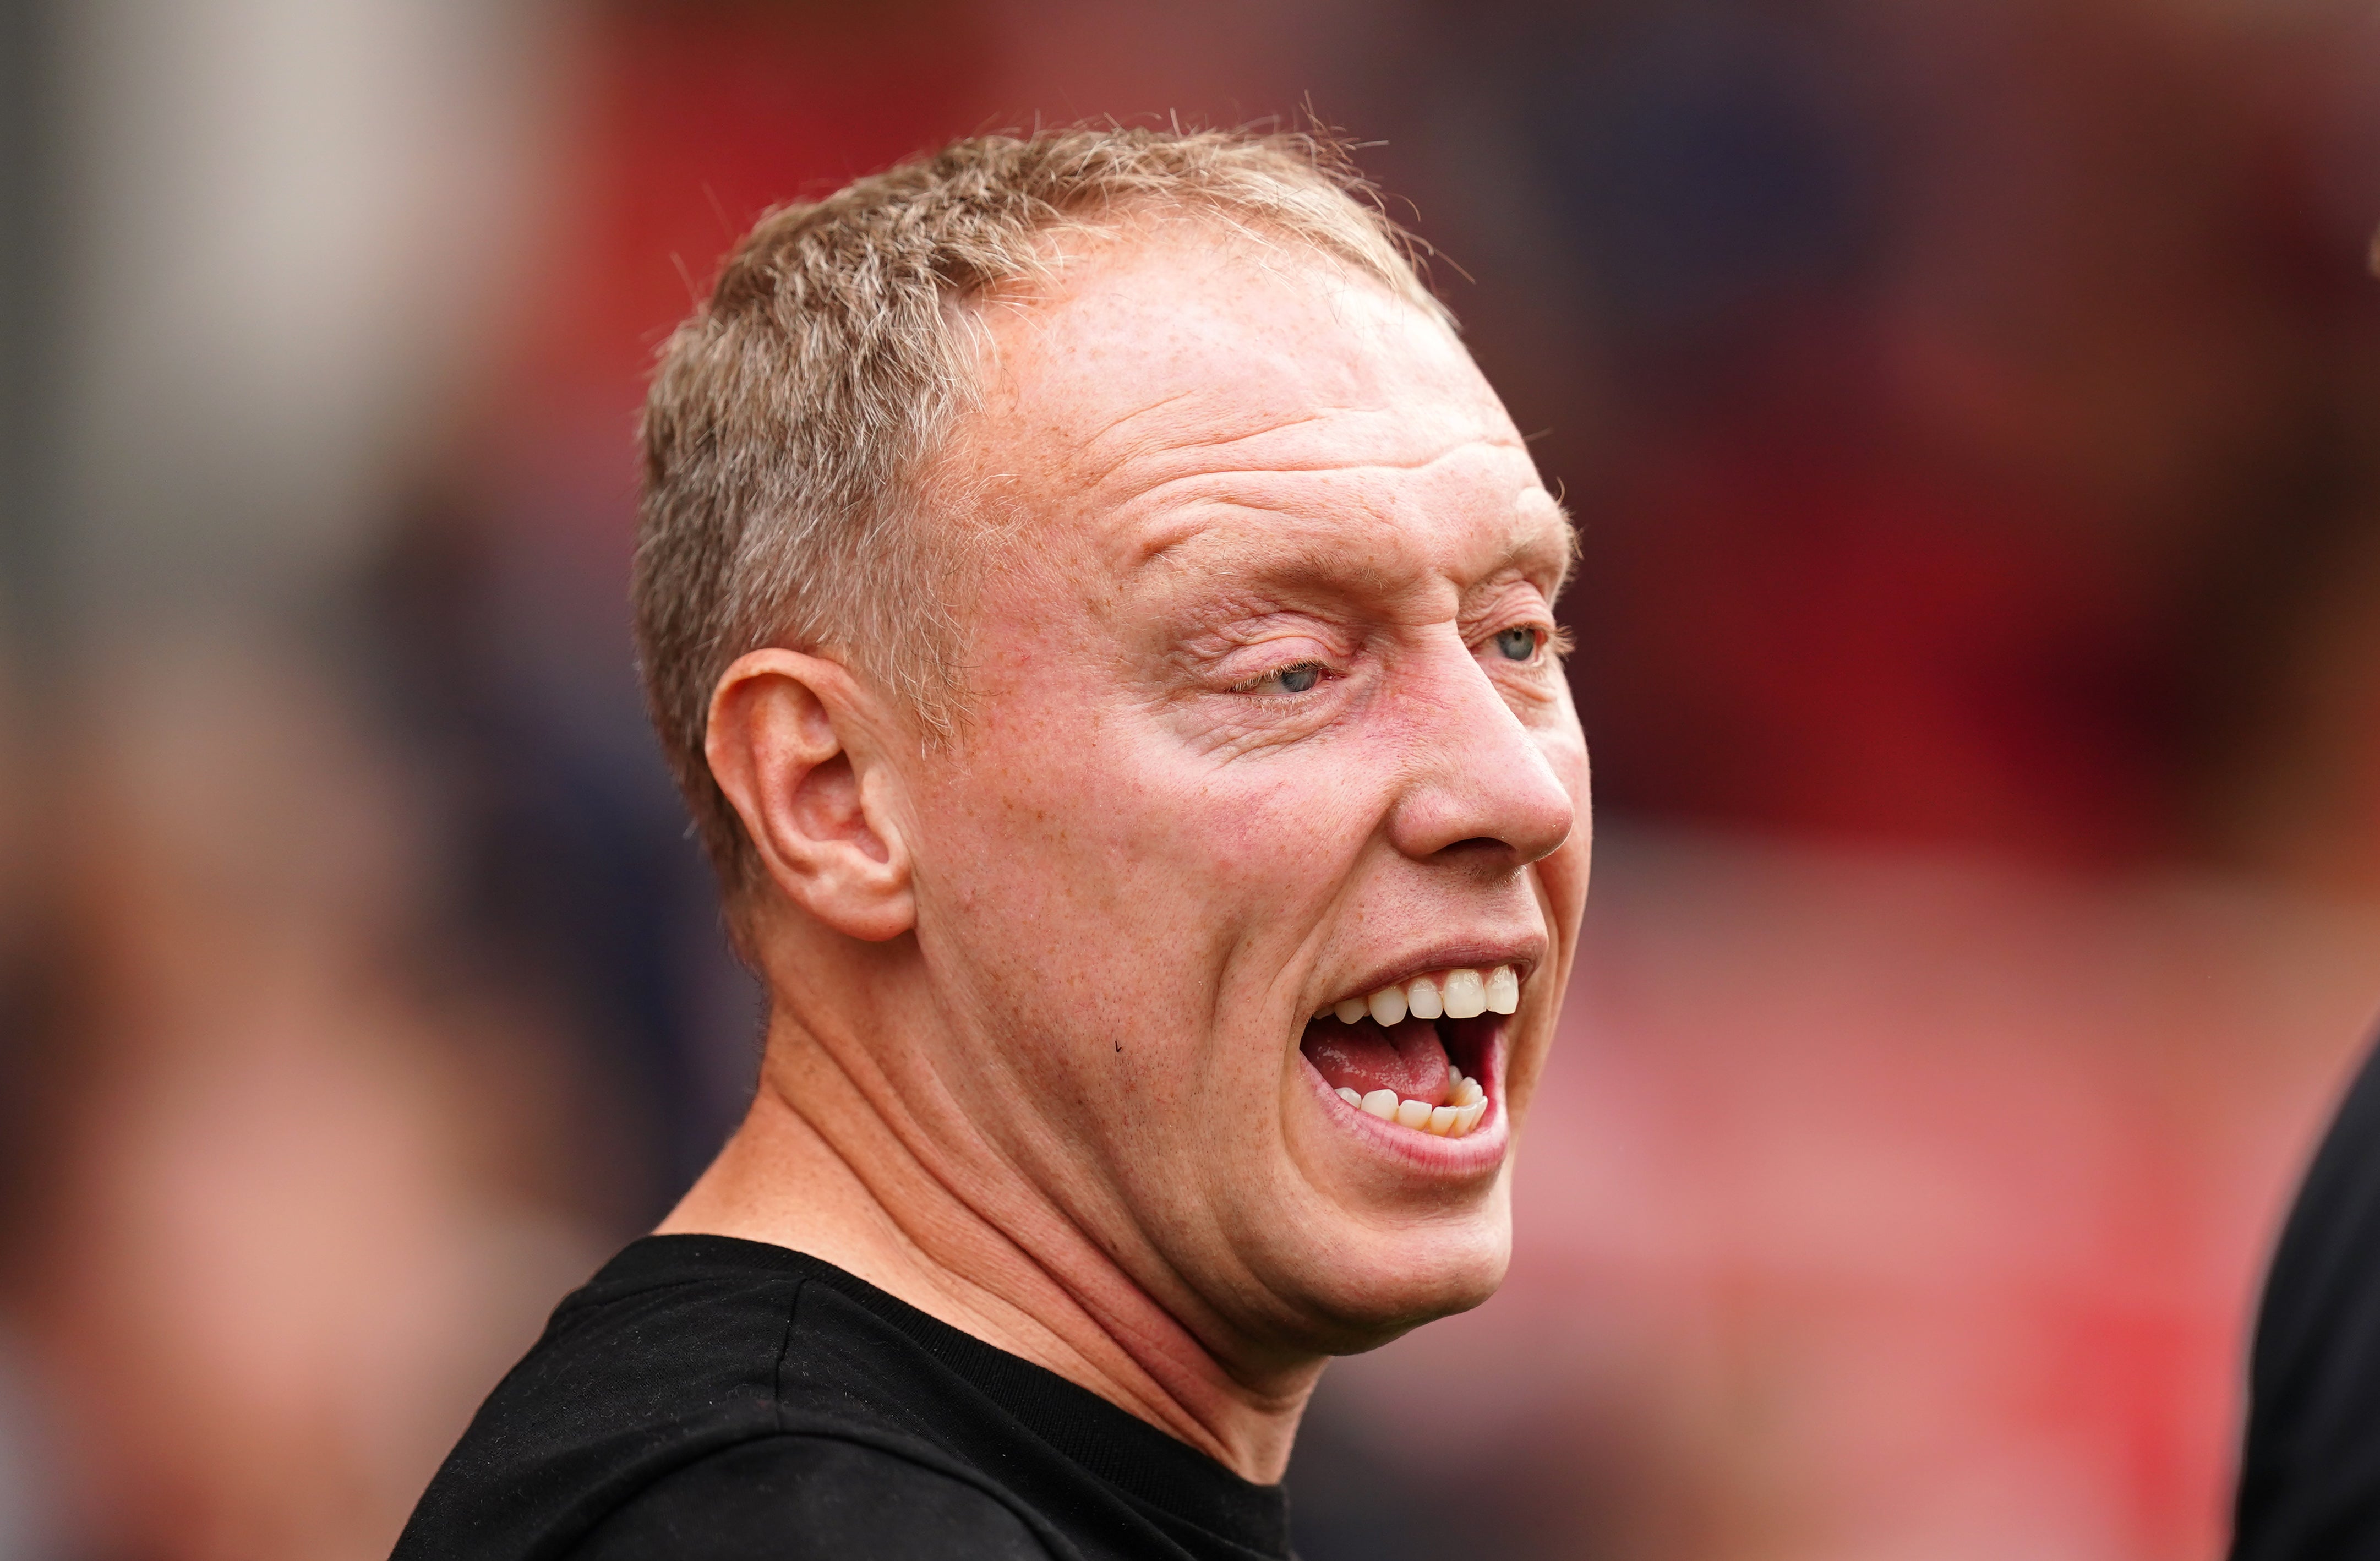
[436,1235,812,1470]
[566,1433,1058,1560]
[396,1237,901,1561]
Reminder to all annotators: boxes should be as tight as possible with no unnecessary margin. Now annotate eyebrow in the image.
[1521,495,1581,601]
[1134,494,1575,613]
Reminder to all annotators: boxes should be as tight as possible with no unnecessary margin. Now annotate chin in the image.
[1274,1207,1514,1356]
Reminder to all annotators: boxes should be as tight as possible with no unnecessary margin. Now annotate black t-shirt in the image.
[394,1235,1294,1560]
[2234,1034,2380,1560]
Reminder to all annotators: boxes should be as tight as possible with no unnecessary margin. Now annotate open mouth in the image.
[1298,966,1517,1139]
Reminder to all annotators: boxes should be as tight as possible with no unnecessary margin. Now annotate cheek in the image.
[914,709,1393,1110]
[1535,731,1595,924]
[963,695,1382,922]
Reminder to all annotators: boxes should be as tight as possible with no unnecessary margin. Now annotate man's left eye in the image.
[1493,627,1540,662]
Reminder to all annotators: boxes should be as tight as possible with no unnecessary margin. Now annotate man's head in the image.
[635,127,1590,1365]
[637,129,1449,896]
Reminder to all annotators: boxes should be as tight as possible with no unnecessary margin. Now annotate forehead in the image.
[955,225,1558,587]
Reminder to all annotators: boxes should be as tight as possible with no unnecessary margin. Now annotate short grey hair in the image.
[632,125,1448,900]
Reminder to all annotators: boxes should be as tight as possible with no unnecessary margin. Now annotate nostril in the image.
[1439,837,1506,857]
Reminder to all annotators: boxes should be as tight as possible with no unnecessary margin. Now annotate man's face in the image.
[899,224,1590,1362]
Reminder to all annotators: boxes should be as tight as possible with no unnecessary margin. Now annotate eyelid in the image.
[1459,575,1558,632]
[1200,621,1347,682]
[1230,656,1333,695]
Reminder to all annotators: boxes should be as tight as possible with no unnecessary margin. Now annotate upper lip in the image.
[1318,940,1545,1010]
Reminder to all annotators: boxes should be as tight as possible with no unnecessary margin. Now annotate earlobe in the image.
[705,649,916,942]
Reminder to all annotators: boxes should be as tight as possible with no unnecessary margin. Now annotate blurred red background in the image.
[3,2,2379,1558]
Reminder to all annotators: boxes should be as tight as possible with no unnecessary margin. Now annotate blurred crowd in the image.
[3,1,2380,1558]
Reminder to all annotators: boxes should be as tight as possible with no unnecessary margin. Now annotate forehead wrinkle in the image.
[1078,394,1358,462]
[1071,398,1452,499]
[1074,388,1200,468]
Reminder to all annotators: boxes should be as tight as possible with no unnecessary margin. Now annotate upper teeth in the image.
[1320,964,1521,1025]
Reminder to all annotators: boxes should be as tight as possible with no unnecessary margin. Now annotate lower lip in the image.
[1298,1025,1510,1171]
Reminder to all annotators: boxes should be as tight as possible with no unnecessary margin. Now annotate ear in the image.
[705,649,915,942]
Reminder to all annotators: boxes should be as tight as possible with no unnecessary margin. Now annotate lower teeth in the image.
[1334,1072,1488,1137]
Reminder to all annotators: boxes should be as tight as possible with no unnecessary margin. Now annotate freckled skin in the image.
[668,220,1593,1486]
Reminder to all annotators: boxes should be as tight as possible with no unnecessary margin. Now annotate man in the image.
[2225,236,2380,1561]
[396,125,1591,1560]
[2231,1035,2380,1559]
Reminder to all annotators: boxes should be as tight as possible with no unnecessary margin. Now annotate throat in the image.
[1300,1016,1453,1106]
[670,1044,1317,1482]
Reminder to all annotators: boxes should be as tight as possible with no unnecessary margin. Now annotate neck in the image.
[657,1004,1321,1483]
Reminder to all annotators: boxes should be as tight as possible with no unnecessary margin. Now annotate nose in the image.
[1384,637,1577,870]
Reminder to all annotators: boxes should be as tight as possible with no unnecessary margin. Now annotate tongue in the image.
[1302,1016,1453,1106]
